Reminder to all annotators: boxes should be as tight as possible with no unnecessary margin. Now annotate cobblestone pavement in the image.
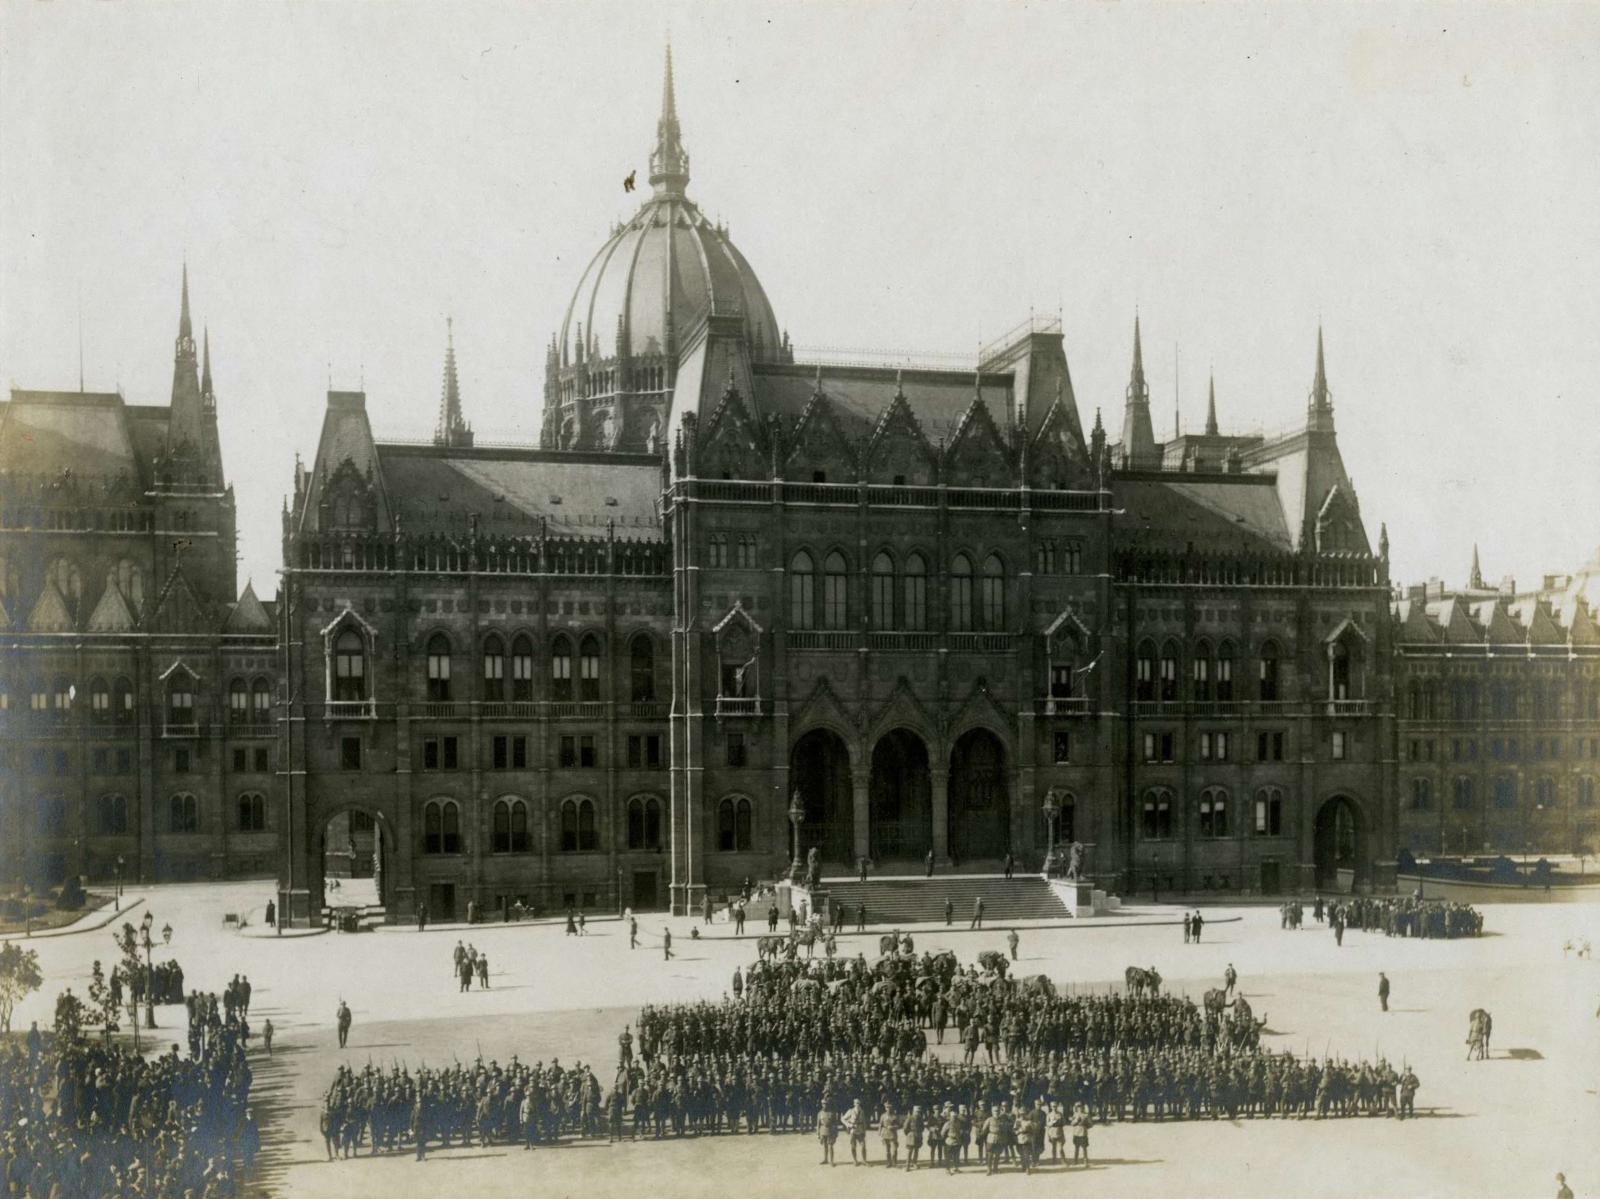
[12,882,1600,1198]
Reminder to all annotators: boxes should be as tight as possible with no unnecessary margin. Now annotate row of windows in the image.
[1140,787,1286,839]
[333,629,657,704]
[19,792,270,836]
[1132,729,1289,764]
[336,732,665,773]
[1408,776,1599,811]
[0,555,146,614]
[787,550,1005,632]
[1406,679,1600,721]
[419,795,672,855]
[1409,736,1600,763]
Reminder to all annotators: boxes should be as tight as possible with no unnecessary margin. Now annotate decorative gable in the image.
[866,386,936,485]
[943,391,1013,486]
[1313,484,1368,554]
[784,387,858,482]
[26,582,74,633]
[224,582,272,634]
[146,566,209,635]
[86,582,137,633]
[1028,394,1091,490]
[1568,601,1600,647]
[696,379,766,481]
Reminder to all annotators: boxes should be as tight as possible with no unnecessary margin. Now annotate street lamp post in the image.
[1041,791,1060,875]
[114,855,125,910]
[788,789,806,884]
[139,912,158,1029]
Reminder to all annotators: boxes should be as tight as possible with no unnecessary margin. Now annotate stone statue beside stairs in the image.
[805,847,821,890]
[1065,840,1084,882]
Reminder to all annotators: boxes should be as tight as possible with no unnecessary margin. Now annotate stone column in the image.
[852,770,870,863]
[930,772,950,863]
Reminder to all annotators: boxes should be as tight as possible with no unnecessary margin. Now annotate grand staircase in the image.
[819,874,1070,926]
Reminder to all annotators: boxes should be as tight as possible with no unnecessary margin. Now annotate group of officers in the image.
[1328,896,1483,940]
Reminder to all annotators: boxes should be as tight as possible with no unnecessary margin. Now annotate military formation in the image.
[316,946,1423,1171]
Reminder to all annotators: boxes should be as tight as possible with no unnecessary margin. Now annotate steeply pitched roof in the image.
[0,390,142,480]
[223,582,272,633]
[86,582,136,633]
[26,581,74,632]
[146,566,209,634]
[1113,476,1292,552]
[755,364,1014,446]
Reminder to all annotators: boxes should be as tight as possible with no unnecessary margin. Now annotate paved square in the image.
[9,883,1599,1199]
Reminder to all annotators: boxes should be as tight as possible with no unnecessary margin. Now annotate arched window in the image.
[332,629,366,702]
[1141,788,1173,839]
[822,552,848,630]
[1331,641,1352,700]
[1453,777,1475,810]
[97,793,128,835]
[1258,641,1281,702]
[1135,640,1155,702]
[169,793,198,833]
[1409,778,1432,811]
[47,557,83,614]
[426,633,452,701]
[560,798,597,851]
[1579,777,1597,808]
[492,798,530,853]
[629,635,655,703]
[1192,640,1214,702]
[1159,642,1179,702]
[789,551,815,629]
[109,559,144,614]
[1199,787,1229,838]
[550,635,573,702]
[902,553,928,631]
[950,554,974,631]
[229,677,249,725]
[251,678,272,722]
[237,792,266,832]
[511,634,535,702]
[1534,777,1556,808]
[628,796,663,850]
[980,554,1005,630]
[578,635,602,702]
[718,797,753,852]
[113,677,135,724]
[871,552,895,629]
[1254,787,1285,835]
[89,677,110,723]
[1215,641,1235,702]
[1493,776,1516,810]
[423,799,461,854]
[482,635,505,701]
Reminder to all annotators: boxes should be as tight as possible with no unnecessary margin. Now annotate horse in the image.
[1125,966,1162,999]
[755,935,785,962]
[1021,974,1056,999]
[879,933,899,956]
[1203,987,1229,1017]
[1467,1008,1492,1060]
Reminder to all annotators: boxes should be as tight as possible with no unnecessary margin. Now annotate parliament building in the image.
[5,52,1596,922]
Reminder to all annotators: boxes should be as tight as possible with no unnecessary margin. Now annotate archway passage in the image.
[791,729,854,864]
[869,728,932,862]
[1313,795,1364,890]
[949,728,1010,863]
[317,808,391,915]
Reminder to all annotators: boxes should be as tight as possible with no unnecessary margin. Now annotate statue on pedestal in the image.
[1065,840,1084,882]
[805,846,821,890]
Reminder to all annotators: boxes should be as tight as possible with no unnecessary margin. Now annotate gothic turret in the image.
[1308,325,1334,432]
[1119,314,1158,468]
[649,43,690,197]
[1204,373,1219,437]
[434,318,474,449]
[166,264,204,461]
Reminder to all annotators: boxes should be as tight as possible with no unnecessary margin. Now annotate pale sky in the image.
[3,1,1597,596]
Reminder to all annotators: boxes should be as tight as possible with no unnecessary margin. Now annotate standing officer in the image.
[970,896,985,930]
[944,897,953,926]
[856,904,867,933]
[629,914,639,949]
[1378,972,1391,1012]
[336,1000,352,1049]
[925,849,935,878]
[1003,853,1014,881]
[662,927,673,961]
[1006,929,1020,960]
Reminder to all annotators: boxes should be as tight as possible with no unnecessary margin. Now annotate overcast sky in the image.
[4,1,1597,595]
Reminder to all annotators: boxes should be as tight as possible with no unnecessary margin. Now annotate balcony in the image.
[412,701,470,720]
[867,632,940,652]
[479,701,540,721]
[548,701,609,720]
[1187,700,1246,717]
[714,695,763,718]
[626,701,668,720]
[948,633,1013,653]
[1036,696,1090,717]
[225,722,277,738]
[787,631,856,651]
[1327,699,1374,717]
[323,699,376,720]
[161,722,206,739]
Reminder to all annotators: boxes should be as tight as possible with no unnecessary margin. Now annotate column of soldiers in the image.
[319,1058,604,1160]
[0,1005,259,1198]
[1326,897,1482,940]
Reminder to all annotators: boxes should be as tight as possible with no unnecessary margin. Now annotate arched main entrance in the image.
[1313,795,1364,890]
[790,729,854,865]
[949,728,1010,863]
[869,728,932,861]
[316,807,392,915]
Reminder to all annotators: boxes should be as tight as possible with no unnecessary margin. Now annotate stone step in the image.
[817,876,1070,925]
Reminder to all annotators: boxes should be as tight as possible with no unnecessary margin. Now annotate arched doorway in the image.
[869,729,932,861]
[1313,795,1364,889]
[949,728,1010,862]
[317,807,391,915]
[791,729,854,865]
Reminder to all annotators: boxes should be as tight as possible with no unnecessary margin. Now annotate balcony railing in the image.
[714,695,763,718]
[548,701,609,720]
[412,701,470,720]
[1327,699,1373,716]
[788,631,857,651]
[479,702,540,720]
[948,633,1013,653]
[867,632,941,652]
[224,721,277,738]
[1035,696,1090,716]
[161,722,206,739]
[626,701,668,720]
[324,699,376,720]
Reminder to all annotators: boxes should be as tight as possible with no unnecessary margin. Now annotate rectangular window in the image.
[628,735,642,769]
[1064,543,1082,574]
[579,735,596,768]
[1256,731,1284,761]
[443,736,458,770]
[423,738,439,770]
[560,736,576,768]
[341,737,362,770]
[116,749,132,775]
[1214,732,1229,761]
[727,731,746,768]
[233,747,247,772]
[1200,732,1213,761]
[1331,731,1347,761]
[254,747,270,773]
[174,748,191,774]
[54,750,69,776]
[1053,731,1071,764]
[93,748,109,773]
[512,736,528,770]
[493,735,508,770]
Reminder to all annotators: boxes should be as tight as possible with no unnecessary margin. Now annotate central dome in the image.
[557,46,783,366]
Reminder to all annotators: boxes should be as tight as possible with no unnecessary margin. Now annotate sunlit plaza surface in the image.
[9,882,1599,1199]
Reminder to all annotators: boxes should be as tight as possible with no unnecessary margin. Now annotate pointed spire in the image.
[1120,313,1156,468]
[1469,543,1484,590]
[1204,373,1218,436]
[201,327,214,405]
[434,317,473,449]
[1379,522,1390,563]
[894,368,905,400]
[649,42,691,196]
[1309,325,1333,419]
[179,262,193,342]
[1128,314,1146,398]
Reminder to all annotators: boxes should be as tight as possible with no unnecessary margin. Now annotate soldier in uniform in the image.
[336,1000,352,1049]
[1378,971,1390,1012]
[1070,1099,1092,1167]
[904,1104,924,1170]
[817,1100,838,1165]
[1397,1065,1419,1119]
[629,915,639,948]
[879,1099,901,1166]
[971,896,985,929]
[662,927,673,961]
[1006,929,1020,961]
[845,1097,868,1165]
[945,897,954,926]
[477,952,490,989]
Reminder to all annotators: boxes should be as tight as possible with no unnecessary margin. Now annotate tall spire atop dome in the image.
[649,42,691,196]
[434,317,474,449]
